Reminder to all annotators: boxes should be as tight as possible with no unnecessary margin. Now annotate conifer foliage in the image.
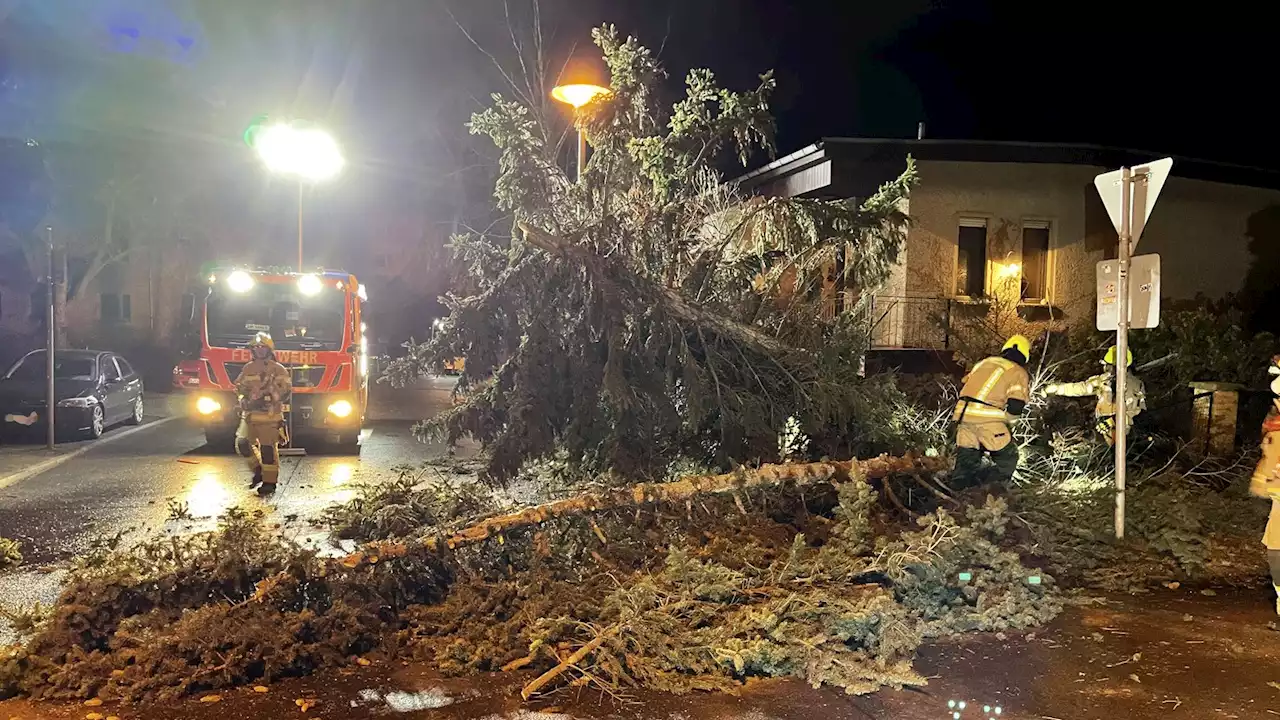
[387,26,917,482]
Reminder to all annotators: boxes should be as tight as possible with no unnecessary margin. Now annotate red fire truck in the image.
[173,267,368,451]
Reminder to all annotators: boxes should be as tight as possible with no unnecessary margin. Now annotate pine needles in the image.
[0,465,1059,703]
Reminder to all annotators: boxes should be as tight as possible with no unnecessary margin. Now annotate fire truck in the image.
[173,267,369,451]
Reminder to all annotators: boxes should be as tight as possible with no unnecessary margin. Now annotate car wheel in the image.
[126,396,144,425]
[87,405,105,439]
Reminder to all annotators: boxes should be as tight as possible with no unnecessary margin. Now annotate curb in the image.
[0,416,179,491]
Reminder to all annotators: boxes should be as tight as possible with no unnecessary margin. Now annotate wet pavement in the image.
[2,590,1277,719]
[3,379,1280,718]
[0,378,460,643]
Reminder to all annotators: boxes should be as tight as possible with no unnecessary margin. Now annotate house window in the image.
[101,293,132,323]
[1021,221,1051,302]
[955,218,988,297]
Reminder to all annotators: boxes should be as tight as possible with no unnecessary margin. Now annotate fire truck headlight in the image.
[297,274,323,296]
[196,396,221,415]
[227,270,255,293]
[327,400,353,418]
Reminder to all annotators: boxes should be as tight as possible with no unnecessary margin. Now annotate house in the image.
[737,139,1280,358]
[69,245,193,347]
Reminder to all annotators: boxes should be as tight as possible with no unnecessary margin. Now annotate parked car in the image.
[0,350,145,440]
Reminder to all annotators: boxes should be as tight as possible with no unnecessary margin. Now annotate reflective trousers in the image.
[952,419,1019,490]
[236,419,282,486]
[952,444,1019,490]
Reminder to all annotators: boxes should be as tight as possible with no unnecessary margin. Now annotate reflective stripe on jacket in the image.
[952,356,1030,423]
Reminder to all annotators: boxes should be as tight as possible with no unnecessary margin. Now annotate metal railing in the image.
[864,295,953,350]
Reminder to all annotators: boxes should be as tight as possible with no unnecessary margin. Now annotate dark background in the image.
[0,0,1272,274]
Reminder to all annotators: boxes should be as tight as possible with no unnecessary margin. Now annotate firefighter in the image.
[1043,345,1146,445]
[951,335,1032,489]
[234,332,292,495]
[1249,354,1280,617]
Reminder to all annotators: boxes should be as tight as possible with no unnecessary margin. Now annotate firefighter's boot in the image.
[251,421,280,496]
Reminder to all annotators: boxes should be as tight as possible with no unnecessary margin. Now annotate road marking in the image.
[0,416,179,490]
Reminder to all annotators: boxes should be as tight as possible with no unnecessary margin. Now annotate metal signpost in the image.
[1093,158,1173,540]
[45,226,56,449]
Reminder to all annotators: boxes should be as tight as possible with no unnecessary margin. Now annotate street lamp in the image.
[551,83,609,180]
[251,120,345,272]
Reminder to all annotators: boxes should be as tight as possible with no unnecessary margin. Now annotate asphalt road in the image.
[0,377,462,641]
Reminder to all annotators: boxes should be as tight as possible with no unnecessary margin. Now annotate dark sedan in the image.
[0,350,145,440]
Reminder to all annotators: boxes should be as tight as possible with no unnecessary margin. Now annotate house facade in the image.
[738,139,1280,354]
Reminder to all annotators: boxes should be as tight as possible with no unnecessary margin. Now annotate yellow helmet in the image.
[248,332,275,351]
[1103,345,1132,366]
[1002,334,1031,360]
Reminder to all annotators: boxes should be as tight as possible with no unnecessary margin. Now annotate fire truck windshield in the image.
[205,283,347,350]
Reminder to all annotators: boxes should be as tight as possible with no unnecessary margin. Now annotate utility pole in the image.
[1113,167,1131,540]
[45,226,55,449]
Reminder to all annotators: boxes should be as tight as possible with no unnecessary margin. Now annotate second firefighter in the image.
[1043,345,1146,445]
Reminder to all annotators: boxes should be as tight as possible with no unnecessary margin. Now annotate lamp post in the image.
[251,121,345,271]
[45,226,55,449]
[550,83,609,180]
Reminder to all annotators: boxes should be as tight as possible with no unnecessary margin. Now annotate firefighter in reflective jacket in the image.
[1043,345,1146,445]
[951,335,1032,488]
[234,332,292,495]
[1249,354,1280,617]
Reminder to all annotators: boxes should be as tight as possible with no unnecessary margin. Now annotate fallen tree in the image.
[337,454,948,559]
[385,25,930,484]
[0,453,1054,703]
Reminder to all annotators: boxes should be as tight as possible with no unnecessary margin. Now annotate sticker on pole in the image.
[1097,253,1160,331]
[1094,158,1173,248]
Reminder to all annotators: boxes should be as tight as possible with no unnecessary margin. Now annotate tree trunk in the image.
[519,222,796,359]
[340,453,947,566]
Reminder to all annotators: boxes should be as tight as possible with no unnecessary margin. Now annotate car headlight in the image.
[57,397,96,408]
[196,396,221,415]
[327,399,353,418]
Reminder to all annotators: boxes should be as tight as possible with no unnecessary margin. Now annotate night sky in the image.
[2,0,1272,165]
[598,0,1274,167]
[0,0,1274,273]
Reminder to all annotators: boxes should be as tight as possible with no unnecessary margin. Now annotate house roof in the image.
[736,138,1280,194]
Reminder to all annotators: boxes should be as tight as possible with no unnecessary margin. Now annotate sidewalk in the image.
[0,394,179,488]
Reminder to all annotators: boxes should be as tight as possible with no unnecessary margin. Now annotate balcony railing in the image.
[864,295,953,350]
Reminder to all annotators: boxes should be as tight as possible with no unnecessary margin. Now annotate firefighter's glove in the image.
[1005,398,1027,416]
[1042,384,1061,396]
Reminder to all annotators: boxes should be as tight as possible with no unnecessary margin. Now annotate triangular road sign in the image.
[1094,157,1173,248]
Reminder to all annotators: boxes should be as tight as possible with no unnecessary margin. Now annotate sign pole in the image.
[1114,167,1132,540]
[45,226,56,450]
